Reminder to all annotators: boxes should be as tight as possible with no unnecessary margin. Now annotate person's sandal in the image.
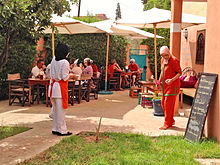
[57,132,72,136]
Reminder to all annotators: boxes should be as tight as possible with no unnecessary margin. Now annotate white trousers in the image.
[51,98,67,134]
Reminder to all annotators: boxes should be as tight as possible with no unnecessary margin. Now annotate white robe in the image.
[49,57,70,134]
[49,57,69,98]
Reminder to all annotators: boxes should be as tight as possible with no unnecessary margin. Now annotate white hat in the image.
[130,59,135,62]
[84,58,91,62]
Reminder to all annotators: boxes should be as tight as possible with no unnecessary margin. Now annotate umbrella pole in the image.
[99,33,113,95]
[153,24,158,80]
[105,33,110,91]
[52,30,55,57]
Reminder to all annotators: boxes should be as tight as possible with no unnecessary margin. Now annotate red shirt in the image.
[92,64,98,72]
[128,63,139,72]
[108,65,115,78]
[161,55,182,96]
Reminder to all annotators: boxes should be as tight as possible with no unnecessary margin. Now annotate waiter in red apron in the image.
[158,46,182,130]
[50,43,72,136]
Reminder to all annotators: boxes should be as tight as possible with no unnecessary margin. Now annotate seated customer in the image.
[128,59,140,86]
[31,59,45,78]
[82,58,93,77]
[90,59,100,78]
[70,58,82,80]
[108,59,125,90]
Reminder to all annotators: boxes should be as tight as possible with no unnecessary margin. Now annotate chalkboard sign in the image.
[184,72,217,143]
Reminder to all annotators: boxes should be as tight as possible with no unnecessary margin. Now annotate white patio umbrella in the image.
[116,7,206,28]
[116,7,206,80]
[91,20,163,39]
[44,14,111,56]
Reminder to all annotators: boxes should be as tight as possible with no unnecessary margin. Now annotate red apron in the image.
[50,79,68,109]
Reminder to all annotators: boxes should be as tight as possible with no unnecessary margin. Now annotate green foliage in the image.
[141,0,148,4]
[0,31,36,99]
[73,16,102,23]
[0,0,78,69]
[44,33,128,70]
[143,0,171,10]
[19,132,220,165]
[73,11,103,23]
[0,0,78,99]
[141,28,170,78]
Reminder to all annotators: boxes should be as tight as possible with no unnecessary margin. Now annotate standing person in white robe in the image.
[49,43,72,136]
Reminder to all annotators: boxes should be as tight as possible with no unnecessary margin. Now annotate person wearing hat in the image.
[82,58,93,76]
[49,43,72,136]
[128,59,140,86]
[158,46,182,130]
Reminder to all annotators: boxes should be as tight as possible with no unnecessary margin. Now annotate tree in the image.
[141,0,148,4]
[115,2,122,20]
[0,0,78,70]
[142,0,171,10]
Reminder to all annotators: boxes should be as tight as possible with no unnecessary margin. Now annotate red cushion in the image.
[180,76,197,88]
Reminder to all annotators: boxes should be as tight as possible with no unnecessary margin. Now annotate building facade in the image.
[172,0,220,142]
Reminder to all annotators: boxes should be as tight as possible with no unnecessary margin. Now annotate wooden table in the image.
[120,72,132,87]
[28,78,50,107]
[138,81,155,94]
[146,85,183,109]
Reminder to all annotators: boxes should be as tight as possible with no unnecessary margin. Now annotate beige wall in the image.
[180,24,205,74]
[183,2,207,16]
[204,0,220,142]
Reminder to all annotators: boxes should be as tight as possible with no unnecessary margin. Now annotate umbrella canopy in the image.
[44,14,111,34]
[91,20,164,39]
[116,7,206,29]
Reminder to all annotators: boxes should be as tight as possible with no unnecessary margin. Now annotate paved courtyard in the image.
[0,90,190,165]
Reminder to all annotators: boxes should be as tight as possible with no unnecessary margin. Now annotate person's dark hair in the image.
[111,59,116,65]
[37,59,43,64]
[70,58,76,65]
[55,43,70,61]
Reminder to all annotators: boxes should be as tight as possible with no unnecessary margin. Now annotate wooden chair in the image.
[8,73,29,106]
[108,72,120,91]
[80,74,92,102]
[90,77,99,100]
[137,68,143,81]
[68,80,75,106]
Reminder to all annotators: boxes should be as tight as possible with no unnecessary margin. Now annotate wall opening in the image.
[196,30,206,64]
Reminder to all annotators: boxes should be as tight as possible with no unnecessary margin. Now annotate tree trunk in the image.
[0,29,10,70]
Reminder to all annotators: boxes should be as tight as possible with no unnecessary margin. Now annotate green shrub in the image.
[44,33,128,69]
[0,33,36,100]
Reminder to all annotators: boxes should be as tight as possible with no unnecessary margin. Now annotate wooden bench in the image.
[180,88,196,107]
[181,88,196,98]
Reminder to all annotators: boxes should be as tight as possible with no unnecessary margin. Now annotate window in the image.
[196,30,205,64]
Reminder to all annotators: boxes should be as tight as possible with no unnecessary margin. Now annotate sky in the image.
[69,0,144,20]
